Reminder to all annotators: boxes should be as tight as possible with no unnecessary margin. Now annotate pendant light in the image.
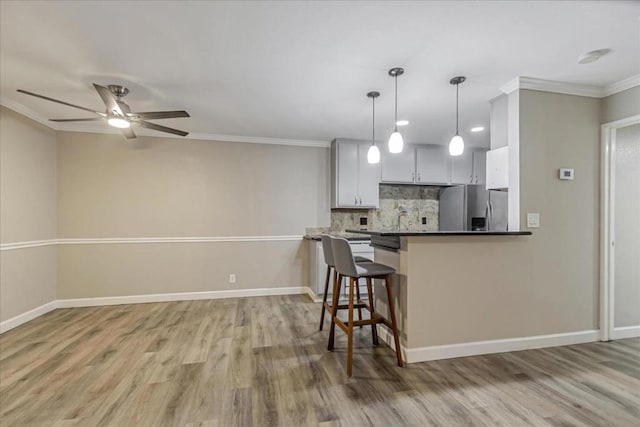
[449,76,466,156]
[366,91,381,164]
[388,67,404,153]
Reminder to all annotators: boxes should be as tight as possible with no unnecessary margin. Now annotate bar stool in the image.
[318,234,370,331]
[328,236,403,377]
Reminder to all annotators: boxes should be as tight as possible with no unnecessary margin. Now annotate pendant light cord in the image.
[394,75,398,131]
[372,95,376,145]
[455,83,459,135]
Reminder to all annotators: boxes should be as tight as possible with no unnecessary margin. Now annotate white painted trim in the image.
[500,76,604,98]
[57,236,303,245]
[600,114,640,341]
[0,239,58,251]
[378,328,599,363]
[0,301,57,334]
[1,235,304,251]
[603,74,640,97]
[611,325,640,340]
[1,97,330,148]
[56,287,309,308]
[0,96,57,129]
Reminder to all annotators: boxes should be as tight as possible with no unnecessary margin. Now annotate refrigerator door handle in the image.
[485,200,490,231]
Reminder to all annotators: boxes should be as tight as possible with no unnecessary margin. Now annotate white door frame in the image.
[600,114,640,341]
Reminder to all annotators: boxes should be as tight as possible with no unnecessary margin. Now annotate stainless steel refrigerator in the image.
[439,185,508,231]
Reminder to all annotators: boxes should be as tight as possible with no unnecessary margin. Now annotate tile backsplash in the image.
[330,184,440,232]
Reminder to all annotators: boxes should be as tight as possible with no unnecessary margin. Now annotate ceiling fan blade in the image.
[93,83,124,116]
[49,117,104,122]
[129,110,190,120]
[121,127,136,139]
[139,120,189,137]
[17,89,105,116]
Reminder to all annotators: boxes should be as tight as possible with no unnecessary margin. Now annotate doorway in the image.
[600,115,640,341]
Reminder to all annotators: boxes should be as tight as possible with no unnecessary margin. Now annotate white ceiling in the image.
[1,1,638,147]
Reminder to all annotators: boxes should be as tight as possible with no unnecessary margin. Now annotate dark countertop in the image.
[303,233,372,241]
[345,229,532,237]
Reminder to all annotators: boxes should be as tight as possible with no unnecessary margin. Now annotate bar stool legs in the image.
[319,265,332,331]
[366,277,379,346]
[327,273,342,351]
[347,277,356,377]
[385,274,403,368]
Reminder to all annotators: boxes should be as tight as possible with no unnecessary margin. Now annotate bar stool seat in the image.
[318,235,370,332]
[328,236,403,377]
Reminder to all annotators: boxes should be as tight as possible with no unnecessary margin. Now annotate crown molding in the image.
[0,97,330,148]
[603,73,640,97]
[500,76,604,98]
[0,96,60,130]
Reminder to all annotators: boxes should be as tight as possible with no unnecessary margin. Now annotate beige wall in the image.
[0,107,57,321]
[57,132,330,237]
[614,124,640,328]
[389,90,601,348]
[56,131,330,297]
[601,86,640,124]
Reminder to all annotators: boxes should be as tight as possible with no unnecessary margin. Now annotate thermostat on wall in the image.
[559,168,574,180]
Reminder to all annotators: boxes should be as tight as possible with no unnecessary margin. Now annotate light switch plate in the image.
[527,213,540,228]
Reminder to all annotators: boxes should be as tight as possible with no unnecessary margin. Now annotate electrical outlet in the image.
[527,213,540,228]
[229,274,236,284]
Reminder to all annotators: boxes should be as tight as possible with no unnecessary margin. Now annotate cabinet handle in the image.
[412,172,415,182]
[470,175,473,183]
[359,197,362,205]
[355,196,358,204]
[418,173,421,181]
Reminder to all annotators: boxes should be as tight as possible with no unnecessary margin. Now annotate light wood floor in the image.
[1,295,639,426]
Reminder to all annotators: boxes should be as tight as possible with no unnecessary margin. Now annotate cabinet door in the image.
[357,144,380,207]
[416,146,449,184]
[473,150,487,185]
[336,142,359,207]
[381,146,416,183]
[450,150,474,184]
[486,146,509,189]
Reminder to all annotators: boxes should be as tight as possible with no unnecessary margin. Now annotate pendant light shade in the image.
[449,76,466,157]
[449,134,464,156]
[387,67,404,154]
[388,131,404,154]
[367,144,381,164]
[366,91,380,164]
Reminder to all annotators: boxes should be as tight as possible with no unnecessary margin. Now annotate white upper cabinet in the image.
[381,145,415,183]
[486,146,509,189]
[450,150,474,184]
[451,149,487,185]
[416,145,449,184]
[335,141,359,206]
[357,146,380,207]
[332,139,380,208]
[472,150,486,185]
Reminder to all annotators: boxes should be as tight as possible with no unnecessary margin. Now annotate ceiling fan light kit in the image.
[387,67,404,154]
[16,84,190,139]
[366,91,381,164]
[448,76,466,156]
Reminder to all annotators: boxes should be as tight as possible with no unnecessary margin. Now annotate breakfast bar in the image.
[346,229,532,363]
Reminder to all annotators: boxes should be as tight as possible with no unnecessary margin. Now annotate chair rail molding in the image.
[0,235,305,251]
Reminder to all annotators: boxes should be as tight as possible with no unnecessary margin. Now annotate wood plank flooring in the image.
[1,295,639,426]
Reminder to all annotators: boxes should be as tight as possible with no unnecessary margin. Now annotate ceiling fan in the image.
[16,84,190,139]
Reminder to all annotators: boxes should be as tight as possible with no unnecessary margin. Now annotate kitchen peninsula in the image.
[346,229,532,363]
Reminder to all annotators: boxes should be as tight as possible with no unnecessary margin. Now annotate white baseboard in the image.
[376,326,599,364]
[0,301,57,334]
[56,286,309,308]
[611,325,640,340]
